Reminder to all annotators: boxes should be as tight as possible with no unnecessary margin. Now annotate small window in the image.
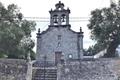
[68,54,73,59]
[58,35,61,40]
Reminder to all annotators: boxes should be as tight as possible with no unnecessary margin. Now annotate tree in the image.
[88,1,120,57]
[0,2,36,59]
[86,42,106,56]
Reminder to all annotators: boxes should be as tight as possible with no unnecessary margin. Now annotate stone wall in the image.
[1,58,120,80]
[0,59,27,80]
[58,58,120,80]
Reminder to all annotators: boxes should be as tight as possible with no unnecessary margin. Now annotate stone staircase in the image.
[32,68,57,80]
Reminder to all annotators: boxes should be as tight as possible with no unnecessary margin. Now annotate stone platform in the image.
[58,58,120,80]
[0,58,120,80]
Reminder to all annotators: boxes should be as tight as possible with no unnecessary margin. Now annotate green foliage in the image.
[86,42,106,56]
[0,53,7,58]
[0,2,36,59]
[88,2,120,57]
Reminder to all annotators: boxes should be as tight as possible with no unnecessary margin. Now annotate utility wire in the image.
[24,20,89,22]
[23,17,90,19]
[0,17,90,22]
[0,16,90,19]
[23,17,50,19]
[23,17,90,22]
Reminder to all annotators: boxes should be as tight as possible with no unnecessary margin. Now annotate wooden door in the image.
[55,52,62,66]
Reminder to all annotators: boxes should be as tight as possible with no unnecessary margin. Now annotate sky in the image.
[1,0,118,51]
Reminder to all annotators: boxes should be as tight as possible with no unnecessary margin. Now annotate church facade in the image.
[36,1,84,64]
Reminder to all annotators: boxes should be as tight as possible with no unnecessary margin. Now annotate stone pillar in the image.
[36,28,41,60]
[58,14,62,25]
[27,52,31,62]
[66,14,69,25]
[66,8,70,25]
[80,37,83,58]
[49,10,54,25]
[78,27,84,59]
[26,62,32,80]
[26,53,32,80]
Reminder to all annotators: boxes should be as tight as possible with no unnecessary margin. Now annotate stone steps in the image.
[32,68,57,80]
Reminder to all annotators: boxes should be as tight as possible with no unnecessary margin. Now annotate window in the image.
[58,35,61,40]
[68,54,73,59]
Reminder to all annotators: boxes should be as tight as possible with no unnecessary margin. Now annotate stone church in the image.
[36,1,84,64]
[0,1,119,80]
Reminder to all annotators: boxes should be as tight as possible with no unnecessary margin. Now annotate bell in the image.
[62,18,65,22]
[54,19,58,23]
[62,15,65,22]
[53,17,58,23]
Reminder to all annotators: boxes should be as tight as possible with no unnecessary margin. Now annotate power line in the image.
[23,17,90,19]
[0,17,90,22]
[25,20,89,22]
[23,17,90,22]
[23,17,49,19]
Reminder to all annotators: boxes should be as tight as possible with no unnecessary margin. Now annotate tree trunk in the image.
[104,40,119,57]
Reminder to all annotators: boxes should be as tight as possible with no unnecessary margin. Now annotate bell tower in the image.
[49,1,70,26]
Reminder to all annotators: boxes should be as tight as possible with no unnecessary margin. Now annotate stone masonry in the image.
[0,58,120,80]
[0,59,27,80]
[36,1,84,63]
[57,58,120,80]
